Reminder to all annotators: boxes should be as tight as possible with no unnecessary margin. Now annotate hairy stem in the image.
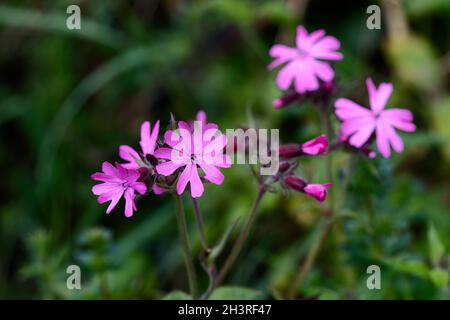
[173,194,198,299]
[216,187,267,286]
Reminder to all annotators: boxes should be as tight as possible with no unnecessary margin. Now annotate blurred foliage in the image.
[0,0,449,299]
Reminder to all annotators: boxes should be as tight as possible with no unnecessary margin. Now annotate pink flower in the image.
[269,25,343,93]
[304,183,332,203]
[335,78,416,158]
[119,120,160,170]
[155,121,231,198]
[91,162,147,218]
[301,134,328,155]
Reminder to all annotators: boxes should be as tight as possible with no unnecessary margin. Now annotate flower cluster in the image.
[92,24,416,218]
[269,25,416,159]
[91,111,230,217]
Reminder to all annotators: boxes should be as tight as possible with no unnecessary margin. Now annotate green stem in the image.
[173,194,198,299]
[216,187,267,286]
[191,196,218,300]
[191,197,209,250]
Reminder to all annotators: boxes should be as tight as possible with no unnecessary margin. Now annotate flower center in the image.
[297,48,309,59]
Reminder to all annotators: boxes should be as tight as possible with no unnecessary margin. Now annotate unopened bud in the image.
[284,176,307,192]
[272,91,302,109]
[279,144,302,158]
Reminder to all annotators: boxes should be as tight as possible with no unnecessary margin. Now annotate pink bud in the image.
[301,135,328,155]
[304,183,332,203]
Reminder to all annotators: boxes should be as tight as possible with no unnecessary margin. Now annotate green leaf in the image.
[163,291,192,300]
[428,224,445,266]
[429,269,449,289]
[384,257,429,279]
[210,286,261,300]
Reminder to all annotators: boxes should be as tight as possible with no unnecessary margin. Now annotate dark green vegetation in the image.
[0,0,449,299]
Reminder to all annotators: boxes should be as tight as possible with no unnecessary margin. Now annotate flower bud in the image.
[278,161,291,174]
[279,144,302,158]
[284,176,307,192]
[272,91,302,109]
[301,135,328,155]
[304,183,332,203]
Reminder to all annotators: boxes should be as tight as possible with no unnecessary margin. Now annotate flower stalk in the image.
[191,197,209,250]
[173,193,198,299]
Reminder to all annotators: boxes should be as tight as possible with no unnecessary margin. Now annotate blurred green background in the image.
[1,0,450,299]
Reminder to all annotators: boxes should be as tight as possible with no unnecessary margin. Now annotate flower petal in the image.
[341,116,375,137]
[156,161,182,176]
[367,78,393,114]
[294,59,319,93]
[310,36,343,60]
[348,121,375,148]
[140,120,160,156]
[376,120,391,158]
[154,147,174,160]
[124,188,136,218]
[295,25,310,51]
[106,190,124,214]
[276,61,297,91]
[381,109,416,132]
[268,44,298,69]
[199,163,224,185]
[311,59,334,82]
[176,163,192,195]
[92,182,120,196]
[131,182,147,195]
[335,98,371,120]
[189,165,204,198]
[102,161,118,177]
[385,122,404,153]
